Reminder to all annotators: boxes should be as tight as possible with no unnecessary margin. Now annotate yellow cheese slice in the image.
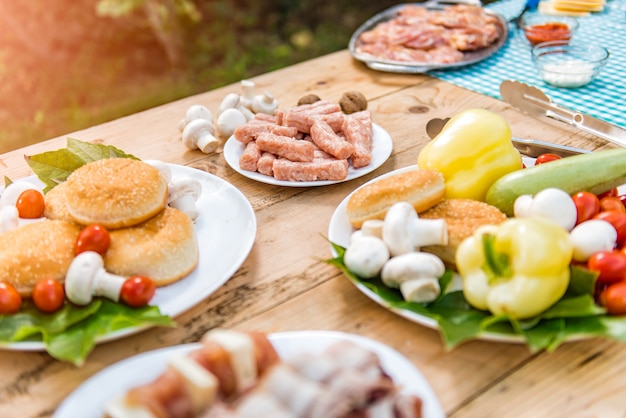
[539,2,592,16]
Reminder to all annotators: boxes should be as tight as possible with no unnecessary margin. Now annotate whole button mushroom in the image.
[382,202,448,257]
[251,91,278,115]
[217,108,248,138]
[343,235,390,279]
[168,177,202,221]
[381,252,444,303]
[65,251,126,305]
[182,119,220,154]
[0,205,19,234]
[178,104,213,132]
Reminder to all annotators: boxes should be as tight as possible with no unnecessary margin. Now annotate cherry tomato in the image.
[15,189,45,219]
[120,276,156,308]
[600,281,626,315]
[571,191,600,225]
[534,153,562,165]
[588,251,626,285]
[594,210,626,247]
[598,188,619,200]
[0,283,22,315]
[31,278,65,313]
[600,196,626,213]
[75,224,111,255]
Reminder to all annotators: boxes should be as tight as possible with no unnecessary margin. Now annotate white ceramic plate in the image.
[223,123,393,187]
[53,330,445,418]
[0,164,257,351]
[327,165,527,343]
[330,161,626,344]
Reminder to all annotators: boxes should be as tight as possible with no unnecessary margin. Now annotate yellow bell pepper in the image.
[417,109,521,201]
[455,217,573,319]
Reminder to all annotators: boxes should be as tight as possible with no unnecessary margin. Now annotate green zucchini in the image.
[486,148,626,216]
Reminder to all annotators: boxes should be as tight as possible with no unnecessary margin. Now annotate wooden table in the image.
[1,50,624,418]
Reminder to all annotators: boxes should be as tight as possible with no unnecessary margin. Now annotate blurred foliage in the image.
[0,0,400,154]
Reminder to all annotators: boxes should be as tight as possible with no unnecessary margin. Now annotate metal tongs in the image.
[500,80,626,148]
[425,117,590,157]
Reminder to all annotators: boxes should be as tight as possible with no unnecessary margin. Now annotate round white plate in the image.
[327,165,526,343]
[223,123,393,187]
[0,164,257,351]
[53,330,445,418]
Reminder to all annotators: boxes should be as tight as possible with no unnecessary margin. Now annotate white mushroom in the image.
[513,188,577,231]
[0,205,19,234]
[217,108,247,138]
[350,219,385,243]
[65,251,125,305]
[570,219,617,262]
[239,79,256,110]
[178,104,213,132]
[343,236,390,279]
[0,181,41,208]
[382,201,448,257]
[168,176,202,221]
[144,159,172,183]
[181,119,220,154]
[381,252,445,303]
[237,104,255,121]
[218,93,241,115]
[251,91,278,115]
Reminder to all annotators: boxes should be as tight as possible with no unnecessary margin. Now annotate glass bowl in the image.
[520,14,579,46]
[531,40,609,88]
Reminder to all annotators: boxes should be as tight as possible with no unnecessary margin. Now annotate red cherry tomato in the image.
[120,276,156,308]
[534,153,562,165]
[600,196,626,213]
[75,224,111,255]
[0,283,22,315]
[598,188,619,200]
[619,194,626,210]
[32,278,65,313]
[571,191,600,225]
[600,281,626,315]
[594,210,626,247]
[588,251,626,285]
[15,189,45,219]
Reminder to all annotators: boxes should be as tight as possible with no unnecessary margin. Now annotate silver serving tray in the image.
[348,1,509,73]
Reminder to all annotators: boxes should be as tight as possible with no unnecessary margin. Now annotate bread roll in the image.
[64,158,168,229]
[43,180,75,223]
[104,207,198,286]
[346,168,445,228]
[0,220,81,296]
[420,199,507,267]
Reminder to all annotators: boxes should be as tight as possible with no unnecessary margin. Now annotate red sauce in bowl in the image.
[524,23,572,45]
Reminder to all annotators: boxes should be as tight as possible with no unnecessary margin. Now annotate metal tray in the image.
[348,1,509,73]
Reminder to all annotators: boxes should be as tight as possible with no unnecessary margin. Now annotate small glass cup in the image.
[531,40,609,88]
[520,14,579,46]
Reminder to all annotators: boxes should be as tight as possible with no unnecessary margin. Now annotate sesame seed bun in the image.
[420,199,507,268]
[43,180,75,223]
[64,158,168,229]
[346,168,445,228]
[104,207,198,286]
[0,220,81,296]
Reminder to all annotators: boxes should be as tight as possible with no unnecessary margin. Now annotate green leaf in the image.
[24,138,139,192]
[0,299,174,366]
[325,241,626,353]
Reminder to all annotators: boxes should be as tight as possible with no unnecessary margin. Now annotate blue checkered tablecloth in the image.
[429,0,626,128]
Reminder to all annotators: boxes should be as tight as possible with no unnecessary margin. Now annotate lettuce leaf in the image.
[0,300,175,366]
[326,244,626,352]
